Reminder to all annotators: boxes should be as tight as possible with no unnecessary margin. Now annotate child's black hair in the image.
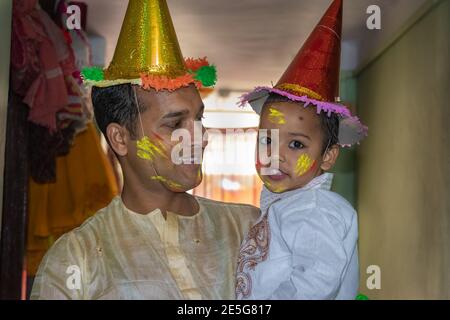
[264,93,340,153]
[91,84,147,141]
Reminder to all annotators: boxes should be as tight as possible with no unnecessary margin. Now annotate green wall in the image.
[356,0,450,299]
[331,72,358,207]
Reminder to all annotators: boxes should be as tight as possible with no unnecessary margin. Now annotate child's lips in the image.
[264,168,289,181]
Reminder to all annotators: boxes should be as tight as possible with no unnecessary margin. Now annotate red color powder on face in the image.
[307,160,318,174]
[255,157,263,171]
[152,132,164,141]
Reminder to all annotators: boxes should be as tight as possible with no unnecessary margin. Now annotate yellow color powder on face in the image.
[295,154,315,176]
[136,136,167,161]
[150,175,183,190]
[262,179,286,193]
[268,108,286,125]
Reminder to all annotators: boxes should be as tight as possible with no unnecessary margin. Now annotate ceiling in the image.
[83,0,428,91]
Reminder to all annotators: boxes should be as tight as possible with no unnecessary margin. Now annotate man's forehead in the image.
[136,86,203,115]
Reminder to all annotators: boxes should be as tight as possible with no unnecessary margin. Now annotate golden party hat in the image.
[81,0,217,91]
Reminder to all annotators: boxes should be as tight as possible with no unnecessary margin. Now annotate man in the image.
[31,0,258,300]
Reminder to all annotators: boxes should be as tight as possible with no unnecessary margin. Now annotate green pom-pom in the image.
[81,66,105,81]
[194,65,217,87]
[355,294,369,300]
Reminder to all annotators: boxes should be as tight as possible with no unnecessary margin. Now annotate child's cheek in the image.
[294,154,316,177]
[255,157,263,173]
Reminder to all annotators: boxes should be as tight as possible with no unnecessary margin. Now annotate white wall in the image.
[357,0,450,299]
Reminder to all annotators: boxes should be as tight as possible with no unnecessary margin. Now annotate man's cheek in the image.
[136,136,168,162]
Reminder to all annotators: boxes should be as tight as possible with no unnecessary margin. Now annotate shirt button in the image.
[96,247,103,256]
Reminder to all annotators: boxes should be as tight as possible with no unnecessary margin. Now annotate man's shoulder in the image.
[196,196,259,213]
[195,196,260,222]
[51,197,121,251]
[195,197,260,239]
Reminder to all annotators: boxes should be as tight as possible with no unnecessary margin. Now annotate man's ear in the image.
[320,144,340,171]
[106,123,129,156]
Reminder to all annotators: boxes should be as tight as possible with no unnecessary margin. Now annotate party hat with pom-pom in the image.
[81,0,216,91]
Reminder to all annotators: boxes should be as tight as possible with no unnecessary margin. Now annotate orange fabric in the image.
[27,122,119,275]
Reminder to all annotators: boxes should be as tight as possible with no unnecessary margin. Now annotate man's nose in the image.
[186,119,208,148]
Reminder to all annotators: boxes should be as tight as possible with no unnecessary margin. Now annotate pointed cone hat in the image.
[240,0,367,146]
[81,0,217,91]
[276,0,342,101]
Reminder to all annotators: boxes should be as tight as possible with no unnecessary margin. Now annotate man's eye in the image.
[259,136,271,145]
[166,121,181,129]
[289,140,304,149]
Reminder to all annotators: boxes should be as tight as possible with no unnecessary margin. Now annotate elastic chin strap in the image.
[321,139,332,168]
[323,139,332,156]
[132,85,162,181]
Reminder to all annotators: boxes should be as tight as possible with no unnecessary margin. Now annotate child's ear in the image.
[106,123,129,157]
[320,144,340,171]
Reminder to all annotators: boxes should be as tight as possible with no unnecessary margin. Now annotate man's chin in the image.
[170,167,203,192]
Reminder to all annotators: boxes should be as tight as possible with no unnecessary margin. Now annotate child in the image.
[235,0,368,300]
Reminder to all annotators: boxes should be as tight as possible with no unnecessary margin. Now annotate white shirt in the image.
[236,173,359,300]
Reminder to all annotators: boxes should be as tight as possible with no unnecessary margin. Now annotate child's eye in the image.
[289,140,304,149]
[259,136,271,145]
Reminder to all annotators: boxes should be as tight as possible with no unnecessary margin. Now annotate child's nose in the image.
[272,154,286,163]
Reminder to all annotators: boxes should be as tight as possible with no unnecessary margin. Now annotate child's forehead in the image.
[261,101,319,121]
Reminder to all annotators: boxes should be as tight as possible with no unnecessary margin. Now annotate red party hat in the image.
[240,0,368,146]
[276,0,342,102]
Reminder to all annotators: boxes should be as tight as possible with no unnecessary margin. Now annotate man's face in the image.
[256,101,328,193]
[126,85,207,192]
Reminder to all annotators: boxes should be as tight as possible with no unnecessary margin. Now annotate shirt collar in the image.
[260,173,334,215]
[302,172,333,191]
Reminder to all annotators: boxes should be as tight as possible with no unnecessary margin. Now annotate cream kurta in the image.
[31,196,259,300]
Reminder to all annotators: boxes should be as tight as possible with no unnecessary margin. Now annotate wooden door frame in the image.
[0,0,29,300]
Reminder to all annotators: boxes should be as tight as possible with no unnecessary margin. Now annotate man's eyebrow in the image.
[161,103,204,119]
[162,110,189,119]
[289,132,311,140]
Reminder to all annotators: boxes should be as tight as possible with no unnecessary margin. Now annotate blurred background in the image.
[0,0,448,299]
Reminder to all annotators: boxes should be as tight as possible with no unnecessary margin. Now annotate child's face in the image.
[256,101,339,193]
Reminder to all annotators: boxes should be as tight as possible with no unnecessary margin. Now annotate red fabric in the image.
[276,0,343,102]
[11,0,77,132]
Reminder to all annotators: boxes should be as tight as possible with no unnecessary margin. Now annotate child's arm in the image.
[270,207,349,300]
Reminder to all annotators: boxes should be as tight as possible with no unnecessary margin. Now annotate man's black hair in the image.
[264,93,340,153]
[91,84,147,141]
